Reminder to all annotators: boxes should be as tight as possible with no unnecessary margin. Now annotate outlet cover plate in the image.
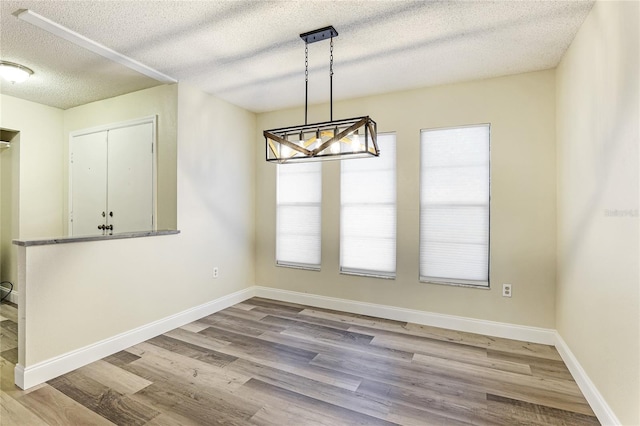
[502,284,512,297]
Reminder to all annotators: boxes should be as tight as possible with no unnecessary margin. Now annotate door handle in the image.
[106,224,113,231]
[98,224,106,230]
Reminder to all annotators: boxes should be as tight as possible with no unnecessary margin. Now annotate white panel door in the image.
[106,122,154,233]
[71,131,108,236]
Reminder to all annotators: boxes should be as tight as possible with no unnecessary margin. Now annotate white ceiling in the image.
[0,0,594,112]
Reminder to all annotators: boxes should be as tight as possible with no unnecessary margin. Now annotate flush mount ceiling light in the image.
[0,60,34,84]
[264,26,378,163]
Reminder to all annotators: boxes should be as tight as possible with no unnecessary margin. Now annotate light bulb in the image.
[351,134,365,152]
[330,142,340,154]
[280,145,292,158]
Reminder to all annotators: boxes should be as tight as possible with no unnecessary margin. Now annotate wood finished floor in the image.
[0,298,600,425]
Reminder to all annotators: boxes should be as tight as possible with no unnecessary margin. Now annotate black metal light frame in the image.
[265,116,378,163]
[264,26,379,164]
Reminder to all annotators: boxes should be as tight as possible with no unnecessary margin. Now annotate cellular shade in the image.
[420,125,490,286]
[340,134,396,277]
[276,162,322,268]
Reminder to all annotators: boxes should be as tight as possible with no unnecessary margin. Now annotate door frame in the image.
[68,115,158,236]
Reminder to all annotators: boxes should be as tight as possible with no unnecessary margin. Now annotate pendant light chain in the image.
[304,42,309,125]
[330,37,334,121]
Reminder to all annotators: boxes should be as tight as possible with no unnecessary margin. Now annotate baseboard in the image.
[14,364,26,389]
[0,287,18,305]
[253,286,556,345]
[554,333,620,425]
[15,286,255,390]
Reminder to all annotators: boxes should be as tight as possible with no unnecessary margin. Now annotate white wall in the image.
[556,1,639,424]
[0,95,64,291]
[256,70,557,329]
[18,83,256,367]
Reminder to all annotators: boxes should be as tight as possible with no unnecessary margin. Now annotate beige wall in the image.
[0,133,20,287]
[0,95,64,239]
[0,95,64,292]
[20,83,256,366]
[255,70,557,328]
[556,1,639,424]
[63,84,178,231]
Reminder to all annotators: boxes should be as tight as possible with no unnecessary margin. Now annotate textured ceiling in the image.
[0,0,594,112]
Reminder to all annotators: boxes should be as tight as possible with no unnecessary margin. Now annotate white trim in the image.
[15,287,255,389]
[275,261,321,272]
[554,332,620,425]
[17,10,176,83]
[69,116,158,139]
[0,288,18,305]
[14,364,26,389]
[419,277,490,289]
[253,286,555,345]
[340,268,396,280]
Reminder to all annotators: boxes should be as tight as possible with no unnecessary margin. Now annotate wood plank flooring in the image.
[0,298,600,425]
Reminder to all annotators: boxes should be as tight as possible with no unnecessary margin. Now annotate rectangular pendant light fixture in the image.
[265,116,378,163]
[17,9,177,84]
[264,26,379,164]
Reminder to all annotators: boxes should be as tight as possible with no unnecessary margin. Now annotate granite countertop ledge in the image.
[13,230,180,247]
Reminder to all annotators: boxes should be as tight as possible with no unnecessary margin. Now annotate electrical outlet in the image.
[213,267,219,279]
[502,284,512,298]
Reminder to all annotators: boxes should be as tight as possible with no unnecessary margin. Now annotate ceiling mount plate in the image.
[300,26,338,44]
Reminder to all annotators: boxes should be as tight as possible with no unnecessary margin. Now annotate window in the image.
[276,162,321,269]
[420,124,490,286]
[340,133,396,277]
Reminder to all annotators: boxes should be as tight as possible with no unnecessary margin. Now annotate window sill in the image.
[276,262,321,272]
[419,278,490,289]
[341,269,396,280]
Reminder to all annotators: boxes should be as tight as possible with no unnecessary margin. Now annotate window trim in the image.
[420,277,491,289]
[276,261,321,271]
[340,267,396,280]
[418,123,491,288]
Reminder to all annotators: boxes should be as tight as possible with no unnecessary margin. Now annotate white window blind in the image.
[340,133,396,277]
[420,125,490,286]
[276,162,321,269]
